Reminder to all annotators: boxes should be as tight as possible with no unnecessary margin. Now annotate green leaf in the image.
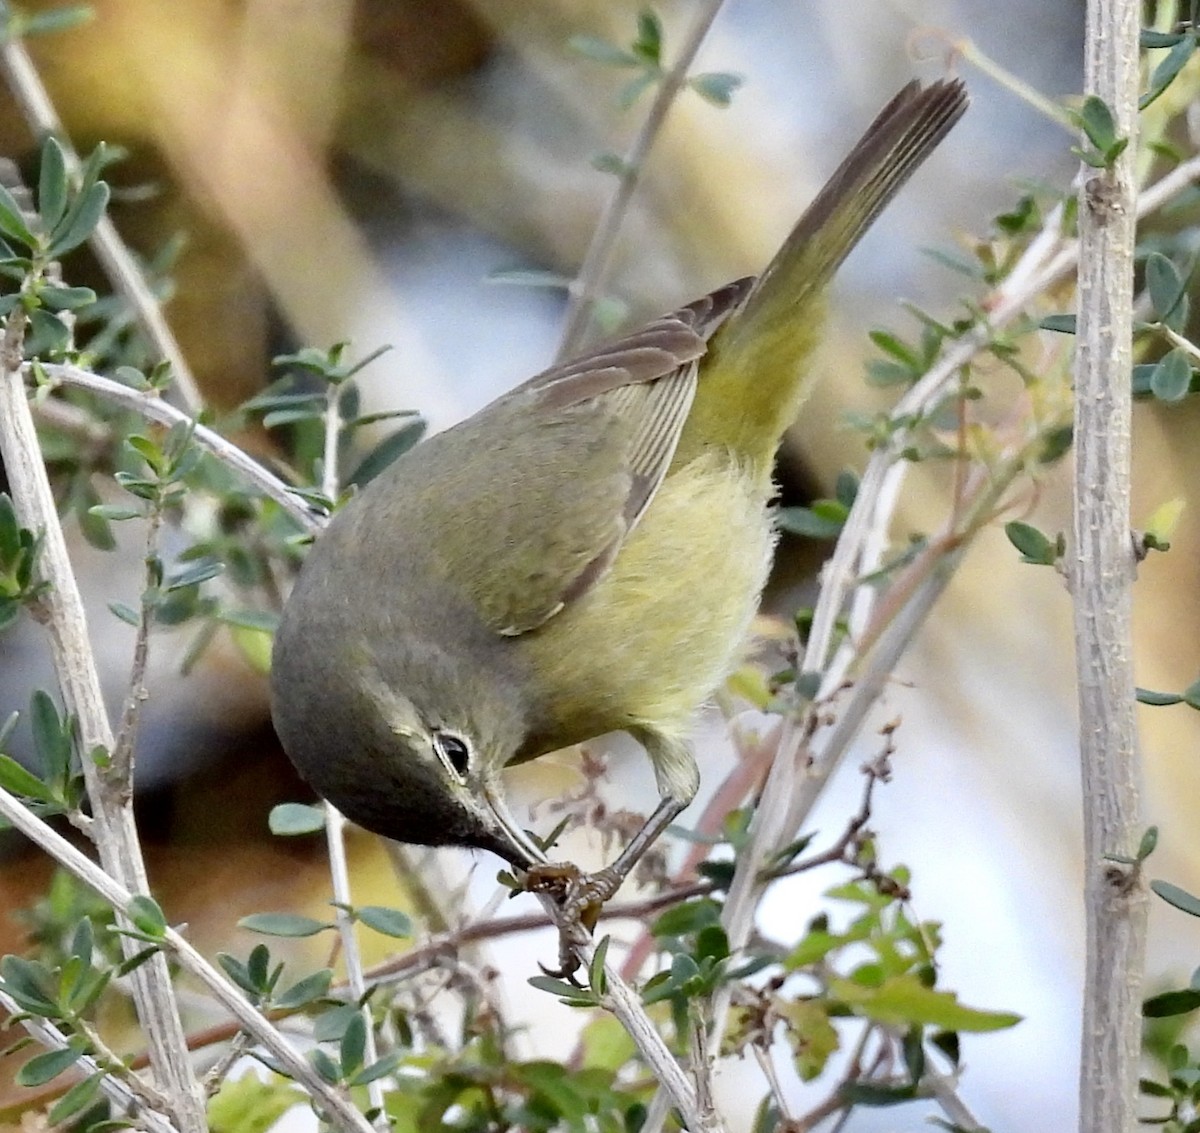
[1152,879,1200,918]
[831,974,1021,1031]
[48,1071,104,1125]
[165,558,224,591]
[568,34,641,68]
[0,954,58,1014]
[1141,29,1186,48]
[47,180,110,258]
[356,905,412,939]
[590,152,630,176]
[351,1050,403,1087]
[1141,35,1197,110]
[274,968,333,1011]
[0,180,34,247]
[108,601,139,626]
[40,285,96,312]
[689,72,742,108]
[36,137,69,233]
[866,358,917,387]
[88,503,141,523]
[0,754,56,802]
[16,1044,83,1087]
[347,419,427,487]
[1137,826,1159,861]
[1137,687,1183,706]
[339,1012,366,1076]
[239,912,333,937]
[1004,520,1057,565]
[651,898,721,937]
[1144,988,1200,1017]
[1183,677,1200,710]
[527,976,599,1005]
[589,934,610,995]
[618,70,659,110]
[29,690,71,783]
[1077,95,1119,153]
[27,308,71,354]
[869,329,922,369]
[313,1002,360,1042]
[776,505,845,540]
[1145,253,1187,324]
[1039,314,1077,334]
[268,802,326,835]
[310,1047,341,1085]
[1038,425,1073,464]
[221,607,279,633]
[127,895,167,937]
[1150,348,1192,402]
[633,9,663,65]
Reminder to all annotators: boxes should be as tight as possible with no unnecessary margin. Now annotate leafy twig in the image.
[555,0,729,359]
[0,26,203,411]
[0,984,182,1133]
[0,307,207,1130]
[31,362,320,532]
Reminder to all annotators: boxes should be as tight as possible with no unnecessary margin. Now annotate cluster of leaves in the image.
[0,692,84,825]
[533,832,1018,1128]
[0,911,165,1128]
[210,926,651,1133]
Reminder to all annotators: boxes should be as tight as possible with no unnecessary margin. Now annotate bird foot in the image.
[521,862,624,982]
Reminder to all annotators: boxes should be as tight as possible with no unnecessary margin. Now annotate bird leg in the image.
[523,794,688,980]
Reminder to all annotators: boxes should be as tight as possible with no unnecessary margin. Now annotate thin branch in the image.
[0,29,203,412]
[323,804,386,1125]
[0,783,377,1133]
[317,381,386,1125]
[110,508,162,786]
[1073,3,1148,1131]
[32,362,321,533]
[555,0,728,360]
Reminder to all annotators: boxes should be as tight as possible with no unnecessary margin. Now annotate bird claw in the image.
[520,862,624,981]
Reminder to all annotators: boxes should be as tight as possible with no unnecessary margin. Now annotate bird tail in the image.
[681,79,969,469]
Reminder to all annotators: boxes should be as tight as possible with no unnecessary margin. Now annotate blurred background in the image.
[1,0,1199,1129]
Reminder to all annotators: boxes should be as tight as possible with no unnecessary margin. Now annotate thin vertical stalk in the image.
[1072,2,1148,1131]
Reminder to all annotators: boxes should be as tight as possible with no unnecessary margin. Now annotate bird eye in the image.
[433,731,471,780]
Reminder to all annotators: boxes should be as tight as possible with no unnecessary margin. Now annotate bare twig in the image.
[1073,3,1148,1131]
[0,29,203,412]
[322,804,386,1124]
[555,0,728,359]
[110,508,162,786]
[315,382,386,1124]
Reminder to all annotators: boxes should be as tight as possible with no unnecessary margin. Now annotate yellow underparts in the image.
[520,449,776,788]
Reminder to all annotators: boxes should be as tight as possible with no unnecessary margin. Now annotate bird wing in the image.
[434,278,751,636]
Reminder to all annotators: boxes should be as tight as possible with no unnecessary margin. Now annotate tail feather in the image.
[681,79,968,468]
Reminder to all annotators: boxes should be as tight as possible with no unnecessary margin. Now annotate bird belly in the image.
[516,449,775,757]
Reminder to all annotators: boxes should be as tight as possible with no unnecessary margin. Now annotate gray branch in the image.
[1072,3,1149,1131]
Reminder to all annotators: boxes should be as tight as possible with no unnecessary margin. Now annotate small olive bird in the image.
[271,79,967,935]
